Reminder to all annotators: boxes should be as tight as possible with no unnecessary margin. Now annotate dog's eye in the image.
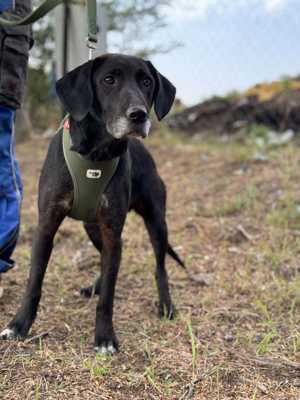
[103,75,116,85]
[143,78,152,87]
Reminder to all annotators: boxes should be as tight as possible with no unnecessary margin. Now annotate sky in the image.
[151,0,300,106]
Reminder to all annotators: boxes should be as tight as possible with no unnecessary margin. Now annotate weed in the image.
[186,318,198,378]
[266,195,300,230]
[83,355,112,378]
[144,366,162,394]
[256,329,278,355]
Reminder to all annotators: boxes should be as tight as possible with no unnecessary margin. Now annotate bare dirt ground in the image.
[1,129,300,399]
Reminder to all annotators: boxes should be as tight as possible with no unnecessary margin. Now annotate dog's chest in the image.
[62,121,119,222]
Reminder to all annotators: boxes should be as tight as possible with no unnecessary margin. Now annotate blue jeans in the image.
[0,106,23,273]
[0,1,12,13]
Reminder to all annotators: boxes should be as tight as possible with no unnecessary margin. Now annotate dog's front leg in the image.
[0,214,64,340]
[94,225,122,355]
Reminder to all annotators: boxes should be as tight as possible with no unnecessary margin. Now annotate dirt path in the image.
[1,131,300,399]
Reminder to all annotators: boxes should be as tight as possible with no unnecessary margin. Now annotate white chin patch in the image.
[108,117,130,139]
[108,118,151,139]
[143,119,151,137]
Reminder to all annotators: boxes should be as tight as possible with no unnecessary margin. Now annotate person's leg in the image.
[0,0,32,295]
[0,106,23,276]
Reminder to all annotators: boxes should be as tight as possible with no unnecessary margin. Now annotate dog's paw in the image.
[0,327,17,340]
[80,286,94,298]
[80,283,101,298]
[158,302,176,320]
[94,340,118,355]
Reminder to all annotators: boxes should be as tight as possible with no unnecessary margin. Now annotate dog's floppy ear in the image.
[146,60,176,121]
[56,60,94,121]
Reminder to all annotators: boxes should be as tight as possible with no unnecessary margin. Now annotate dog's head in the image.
[56,54,176,141]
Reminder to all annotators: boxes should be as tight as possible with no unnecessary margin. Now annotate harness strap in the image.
[62,120,119,222]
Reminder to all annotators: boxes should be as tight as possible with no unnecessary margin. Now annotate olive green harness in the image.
[62,118,119,222]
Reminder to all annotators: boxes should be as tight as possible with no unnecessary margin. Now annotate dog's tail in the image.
[167,243,186,269]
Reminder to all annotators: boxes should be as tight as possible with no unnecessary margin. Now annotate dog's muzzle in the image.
[107,106,151,140]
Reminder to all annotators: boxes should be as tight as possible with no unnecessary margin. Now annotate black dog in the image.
[0,54,185,354]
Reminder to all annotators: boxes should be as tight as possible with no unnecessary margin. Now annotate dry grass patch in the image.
[0,130,300,399]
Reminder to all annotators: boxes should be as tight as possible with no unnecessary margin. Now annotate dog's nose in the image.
[126,106,148,124]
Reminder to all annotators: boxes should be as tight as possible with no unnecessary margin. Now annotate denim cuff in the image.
[0,257,14,273]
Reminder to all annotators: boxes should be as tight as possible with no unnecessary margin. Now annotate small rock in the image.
[188,273,213,286]
[257,382,268,395]
[234,164,250,175]
[200,154,209,161]
[185,222,198,233]
[253,334,262,343]
[228,247,240,254]
[224,334,235,342]
[187,112,198,123]
[253,152,269,162]
[267,129,294,146]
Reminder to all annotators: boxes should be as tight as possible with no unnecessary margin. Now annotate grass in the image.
[186,317,198,378]
[1,129,300,399]
[199,184,258,218]
[83,354,112,378]
[266,195,300,229]
[256,329,279,355]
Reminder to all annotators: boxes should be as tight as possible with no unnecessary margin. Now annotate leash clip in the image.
[87,38,97,60]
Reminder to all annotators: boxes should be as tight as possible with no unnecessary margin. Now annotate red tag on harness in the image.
[64,119,70,130]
